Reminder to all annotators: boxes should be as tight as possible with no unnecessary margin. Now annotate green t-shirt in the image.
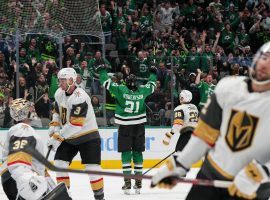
[197,81,215,107]
[99,69,157,125]
[201,52,214,73]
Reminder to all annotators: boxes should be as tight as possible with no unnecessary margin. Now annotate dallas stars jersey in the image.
[53,87,100,145]
[194,76,270,179]
[99,69,156,125]
[173,103,198,133]
[1,123,45,183]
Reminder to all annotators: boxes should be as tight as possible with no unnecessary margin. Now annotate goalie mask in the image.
[9,98,31,122]
[250,41,270,85]
[180,90,192,103]
[58,68,77,92]
[126,74,137,91]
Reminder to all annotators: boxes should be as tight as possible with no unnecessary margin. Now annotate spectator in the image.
[91,95,104,117]
[195,69,216,110]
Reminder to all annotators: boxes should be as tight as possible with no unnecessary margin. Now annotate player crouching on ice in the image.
[0,98,71,200]
[152,41,270,200]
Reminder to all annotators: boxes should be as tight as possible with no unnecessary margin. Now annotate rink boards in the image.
[0,128,202,169]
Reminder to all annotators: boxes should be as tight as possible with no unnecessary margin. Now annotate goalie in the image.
[151,42,270,200]
[0,98,71,200]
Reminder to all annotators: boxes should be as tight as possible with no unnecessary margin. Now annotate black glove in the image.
[149,66,157,74]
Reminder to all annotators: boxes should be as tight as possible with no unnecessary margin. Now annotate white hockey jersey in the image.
[172,103,198,134]
[194,76,270,179]
[1,123,45,182]
[53,87,100,145]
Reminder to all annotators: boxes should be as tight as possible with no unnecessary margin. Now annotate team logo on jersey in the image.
[225,110,259,152]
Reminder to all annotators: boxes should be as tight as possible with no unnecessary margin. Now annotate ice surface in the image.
[0,169,199,200]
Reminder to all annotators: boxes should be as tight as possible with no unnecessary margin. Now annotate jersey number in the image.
[189,112,198,122]
[124,101,140,113]
[13,140,28,150]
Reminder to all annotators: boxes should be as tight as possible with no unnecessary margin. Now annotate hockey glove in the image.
[228,160,269,200]
[163,132,174,145]
[47,132,64,151]
[17,173,48,200]
[48,121,60,136]
[151,155,188,189]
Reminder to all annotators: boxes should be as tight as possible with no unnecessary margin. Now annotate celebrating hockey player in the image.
[1,98,70,200]
[151,42,270,200]
[95,64,157,194]
[163,90,198,152]
[48,68,105,200]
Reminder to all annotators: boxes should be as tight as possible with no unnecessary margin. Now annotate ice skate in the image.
[121,179,131,195]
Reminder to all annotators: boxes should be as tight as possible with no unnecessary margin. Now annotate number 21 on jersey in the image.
[124,101,140,113]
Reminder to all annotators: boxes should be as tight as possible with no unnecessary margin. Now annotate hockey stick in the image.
[21,147,232,188]
[143,151,175,175]
[46,146,52,159]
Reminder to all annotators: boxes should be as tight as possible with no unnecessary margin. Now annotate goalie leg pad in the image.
[41,182,72,200]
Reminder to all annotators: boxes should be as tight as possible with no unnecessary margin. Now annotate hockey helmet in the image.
[179,90,192,103]
[250,41,270,85]
[126,74,137,91]
[58,67,77,82]
[9,98,31,121]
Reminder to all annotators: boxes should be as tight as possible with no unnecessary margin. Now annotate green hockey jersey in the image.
[99,69,157,125]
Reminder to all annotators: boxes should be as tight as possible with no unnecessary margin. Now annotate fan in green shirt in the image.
[195,69,216,110]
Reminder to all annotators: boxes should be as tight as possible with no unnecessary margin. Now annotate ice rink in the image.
[0,169,199,200]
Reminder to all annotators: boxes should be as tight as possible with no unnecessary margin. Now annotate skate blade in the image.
[123,189,131,195]
[134,189,140,194]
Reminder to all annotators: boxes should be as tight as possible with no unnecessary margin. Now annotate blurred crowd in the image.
[0,0,269,128]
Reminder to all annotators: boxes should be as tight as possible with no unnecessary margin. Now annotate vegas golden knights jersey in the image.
[173,103,199,131]
[1,123,45,182]
[194,76,270,180]
[53,87,100,145]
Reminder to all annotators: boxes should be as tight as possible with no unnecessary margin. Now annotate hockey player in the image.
[1,98,70,200]
[95,64,157,194]
[47,68,105,200]
[162,90,198,152]
[151,41,270,200]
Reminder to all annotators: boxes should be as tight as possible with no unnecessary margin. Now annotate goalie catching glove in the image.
[48,132,64,151]
[163,131,174,145]
[151,156,188,189]
[228,160,270,200]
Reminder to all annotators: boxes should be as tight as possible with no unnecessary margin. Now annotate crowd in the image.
[0,0,269,127]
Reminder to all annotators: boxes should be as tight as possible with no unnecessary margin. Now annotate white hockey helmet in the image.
[57,67,77,82]
[179,90,192,103]
[9,98,31,121]
[250,41,270,85]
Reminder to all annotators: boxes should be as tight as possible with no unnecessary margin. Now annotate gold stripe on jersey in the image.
[0,168,8,176]
[207,154,234,180]
[7,152,32,166]
[193,120,220,146]
[70,116,86,126]
[49,121,61,126]
[173,119,184,125]
[66,129,99,140]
